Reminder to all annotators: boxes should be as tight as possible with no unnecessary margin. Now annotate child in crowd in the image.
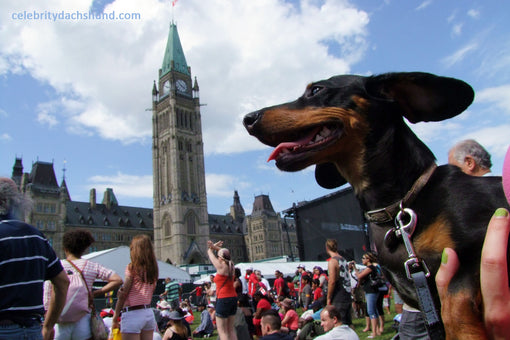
[312,279,323,304]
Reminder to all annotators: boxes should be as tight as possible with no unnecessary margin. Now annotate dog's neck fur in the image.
[355,120,436,213]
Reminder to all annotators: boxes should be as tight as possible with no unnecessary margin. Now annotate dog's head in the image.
[243,72,474,189]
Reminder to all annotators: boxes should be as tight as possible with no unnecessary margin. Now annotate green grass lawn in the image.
[351,312,398,340]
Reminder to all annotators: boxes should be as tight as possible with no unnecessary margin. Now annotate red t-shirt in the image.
[248,273,259,296]
[274,277,285,296]
[282,309,299,331]
[287,282,296,297]
[257,298,271,311]
[253,298,272,336]
[313,287,323,301]
[196,286,202,297]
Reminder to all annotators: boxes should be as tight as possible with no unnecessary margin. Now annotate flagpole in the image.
[171,0,178,24]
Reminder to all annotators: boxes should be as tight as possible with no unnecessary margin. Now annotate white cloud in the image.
[0,0,370,154]
[447,10,457,23]
[441,42,478,68]
[205,173,251,198]
[469,125,510,158]
[87,172,153,198]
[411,121,463,143]
[475,85,510,115]
[467,9,480,19]
[416,0,432,11]
[37,101,59,127]
[452,23,463,36]
[0,133,12,142]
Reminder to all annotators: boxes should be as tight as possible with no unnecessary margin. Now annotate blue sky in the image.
[1,0,509,216]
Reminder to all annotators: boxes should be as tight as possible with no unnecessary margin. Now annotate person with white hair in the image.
[448,139,492,176]
[0,177,69,340]
[207,240,238,340]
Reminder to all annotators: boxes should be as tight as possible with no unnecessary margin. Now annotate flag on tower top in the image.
[172,0,178,6]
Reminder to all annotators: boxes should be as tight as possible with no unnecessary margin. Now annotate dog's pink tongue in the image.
[503,145,510,204]
[267,128,320,162]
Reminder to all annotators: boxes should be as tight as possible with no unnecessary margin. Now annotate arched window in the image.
[186,212,197,235]
[163,214,172,238]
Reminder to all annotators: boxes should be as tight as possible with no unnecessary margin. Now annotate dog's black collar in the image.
[365,163,437,224]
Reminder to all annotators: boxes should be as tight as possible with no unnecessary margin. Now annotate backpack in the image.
[369,265,386,289]
[58,260,91,323]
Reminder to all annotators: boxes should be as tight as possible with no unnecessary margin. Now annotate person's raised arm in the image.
[207,240,223,269]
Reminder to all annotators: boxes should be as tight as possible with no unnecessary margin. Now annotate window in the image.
[164,220,171,237]
[47,221,56,231]
[186,213,197,235]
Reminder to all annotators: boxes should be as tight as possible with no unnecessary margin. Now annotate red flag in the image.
[172,0,178,6]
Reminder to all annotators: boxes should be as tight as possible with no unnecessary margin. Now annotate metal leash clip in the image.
[394,207,431,280]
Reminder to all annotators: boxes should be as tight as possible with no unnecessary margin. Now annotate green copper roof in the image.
[161,23,190,77]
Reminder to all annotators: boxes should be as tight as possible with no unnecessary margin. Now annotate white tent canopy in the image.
[83,246,192,283]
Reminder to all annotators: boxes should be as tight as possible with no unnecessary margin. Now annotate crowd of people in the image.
[1,139,510,340]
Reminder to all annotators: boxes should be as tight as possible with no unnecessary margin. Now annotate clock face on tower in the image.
[176,79,187,93]
[163,80,171,94]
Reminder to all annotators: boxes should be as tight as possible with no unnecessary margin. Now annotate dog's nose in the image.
[243,110,261,133]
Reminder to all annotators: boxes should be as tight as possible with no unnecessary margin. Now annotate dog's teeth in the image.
[320,127,331,137]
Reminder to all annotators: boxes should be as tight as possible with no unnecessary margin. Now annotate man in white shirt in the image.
[315,305,359,340]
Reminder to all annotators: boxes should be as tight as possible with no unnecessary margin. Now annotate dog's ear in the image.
[365,72,474,123]
[315,163,347,189]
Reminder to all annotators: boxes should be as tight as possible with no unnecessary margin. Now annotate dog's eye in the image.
[309,86,323,97]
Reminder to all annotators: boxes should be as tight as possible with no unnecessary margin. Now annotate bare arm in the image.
[354,266,372,281]
[207,248,222,269]
[112,273,133,330]
[93,273,123,298]
[254,306,264,319]
[281,310,292,325]
[207,240,229,275]
[327,259,338,304]
[43,270,69,340]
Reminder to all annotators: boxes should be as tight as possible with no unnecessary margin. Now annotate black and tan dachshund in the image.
[243,72,509,339]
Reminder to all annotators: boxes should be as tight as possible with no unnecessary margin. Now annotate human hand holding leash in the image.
[436,208,510,340]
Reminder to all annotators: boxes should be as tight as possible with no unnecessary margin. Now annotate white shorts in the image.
[55,313,91,340]
[120,308,156,334]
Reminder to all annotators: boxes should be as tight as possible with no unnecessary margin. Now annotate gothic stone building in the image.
[10,157,297,263]
[8,21,297,265]
[11,158,153,259]
[150,22,297,265]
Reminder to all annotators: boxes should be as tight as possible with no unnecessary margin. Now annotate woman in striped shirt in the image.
[45,229,122,340]
[113,234,159,340]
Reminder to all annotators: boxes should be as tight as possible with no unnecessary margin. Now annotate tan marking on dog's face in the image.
[413,215,455,255]
[259,95,371,190]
